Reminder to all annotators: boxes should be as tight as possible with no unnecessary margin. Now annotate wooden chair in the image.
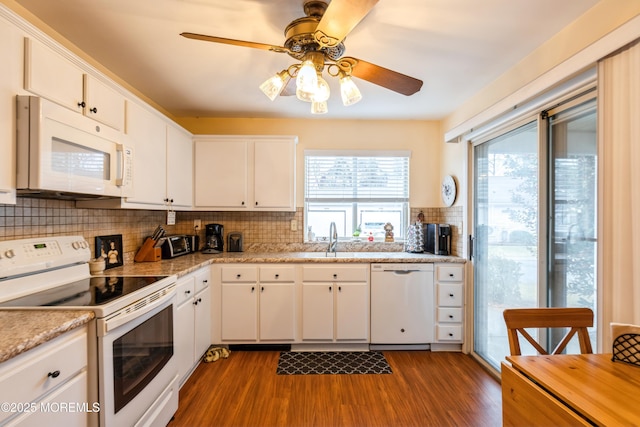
[503,307,594,356]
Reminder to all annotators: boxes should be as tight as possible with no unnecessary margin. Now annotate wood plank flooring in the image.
[170,351,502,427]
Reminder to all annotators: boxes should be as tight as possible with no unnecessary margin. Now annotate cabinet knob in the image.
[261,286,264,292]
[401,328,405,333]
[185,290,191,295]
[449,314,454,319]
[77,101,86,108]
[275,274,279,279]
[449,293,454,297]
[255,201,258,206]
[449,333,454,337]
[237,274,241,279]
[338,286,342,292]
[449,273,454,277]
[251,286,255,292]
[89,107,98,114]
[203,279,208,284]
[329,286,332,292]
[241,201,245,206]
[333,274,337,279]
[48,370,61,378]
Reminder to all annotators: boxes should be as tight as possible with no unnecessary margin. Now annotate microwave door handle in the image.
[115,144,132,187]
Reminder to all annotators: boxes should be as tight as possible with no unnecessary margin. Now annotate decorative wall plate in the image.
[441,175,457,207]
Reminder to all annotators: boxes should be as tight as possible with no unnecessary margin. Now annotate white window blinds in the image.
[305,151,410,202]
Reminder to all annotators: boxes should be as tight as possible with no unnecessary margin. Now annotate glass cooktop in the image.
[0,276,168,308]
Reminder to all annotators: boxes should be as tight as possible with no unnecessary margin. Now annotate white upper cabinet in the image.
[0,13,24,204]
[24,37,125,131]
[166,123,193,208]
[193,135,297,211]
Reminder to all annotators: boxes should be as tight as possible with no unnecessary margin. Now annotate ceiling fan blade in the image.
[280,77,297,96]
[314,0,379,48]
[180,32,290,54]
[342,57,423,96]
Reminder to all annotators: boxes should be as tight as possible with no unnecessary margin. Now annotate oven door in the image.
[97,288,179,427]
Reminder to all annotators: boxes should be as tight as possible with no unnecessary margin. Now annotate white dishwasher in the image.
[370,263,435,350]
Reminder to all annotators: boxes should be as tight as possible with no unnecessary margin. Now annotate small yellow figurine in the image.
[384,222,394,242]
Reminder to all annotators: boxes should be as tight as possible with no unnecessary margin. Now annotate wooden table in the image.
[502,353,640,426]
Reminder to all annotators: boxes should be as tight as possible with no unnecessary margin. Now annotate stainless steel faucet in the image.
[327,221,338,255]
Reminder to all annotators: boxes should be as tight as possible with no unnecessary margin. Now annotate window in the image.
[304,150,410,241]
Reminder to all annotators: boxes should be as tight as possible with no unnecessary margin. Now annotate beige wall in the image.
[177,117,444,208]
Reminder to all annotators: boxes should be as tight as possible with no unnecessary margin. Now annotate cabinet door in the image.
[221,283,257,341]
[301,283,334,340]
[253,139,295,210]
[336,282,369,341]
[24,37,83,113]
[259,283,295,341]
[194,286,211,358]
[123,100,167,205]
[194,139,247,208]
[176,297,195,384]
[0,19,22,204]
[166,124,193,208]
[83,74,124,131]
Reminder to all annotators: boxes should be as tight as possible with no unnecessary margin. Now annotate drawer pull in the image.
[449,333,454,337]
[333,274,337,279]
[449,273,454,277]
[48,370,60,379]
[449,315,454,319]
[237,274,241,279]
[449,293,454,297]
[275,274,279,279]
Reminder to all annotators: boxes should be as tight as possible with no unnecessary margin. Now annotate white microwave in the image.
[16,95,133,199]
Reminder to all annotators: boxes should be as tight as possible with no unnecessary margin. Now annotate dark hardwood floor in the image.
[170,350,502,427]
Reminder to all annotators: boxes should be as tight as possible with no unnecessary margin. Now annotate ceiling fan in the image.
[181,0,423,114]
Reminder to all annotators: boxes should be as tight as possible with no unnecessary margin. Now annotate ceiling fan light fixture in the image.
[311,100,328,114]
[295,59,318,102]
[339,72,362,106]
[259,70,289,101]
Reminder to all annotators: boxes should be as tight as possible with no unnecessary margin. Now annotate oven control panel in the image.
[0,236,90,279]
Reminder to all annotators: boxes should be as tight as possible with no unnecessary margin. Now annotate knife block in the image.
[134,237,162,262]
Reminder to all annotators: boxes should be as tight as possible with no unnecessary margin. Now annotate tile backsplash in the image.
[0,198,463,262]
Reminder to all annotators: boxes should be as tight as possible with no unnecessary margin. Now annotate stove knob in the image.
[4,249,15,259]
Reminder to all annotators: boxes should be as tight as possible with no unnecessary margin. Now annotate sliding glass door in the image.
[473,121,539,368]
[472,95,597,370]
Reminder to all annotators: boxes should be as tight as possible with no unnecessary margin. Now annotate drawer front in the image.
[436,325,463,341]
[176,275,195,306]
[259,266,295,282]
[0,328,87,422]
[437,283,463,306]
[194,267,210,293]
[221,265,258,282]
[437,307,463,323]
[303,265,368,282]
[437,265,464,282]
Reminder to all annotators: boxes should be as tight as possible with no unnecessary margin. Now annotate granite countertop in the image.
[106,251,466,277]
[0,310,95,364]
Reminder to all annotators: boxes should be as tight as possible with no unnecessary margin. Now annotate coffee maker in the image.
[424,223,452,255]
[202,223,223,254]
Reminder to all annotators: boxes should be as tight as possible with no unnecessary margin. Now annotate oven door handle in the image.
[102,285,176,334]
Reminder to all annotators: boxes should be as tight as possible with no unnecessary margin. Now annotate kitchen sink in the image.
[294,252,377,259]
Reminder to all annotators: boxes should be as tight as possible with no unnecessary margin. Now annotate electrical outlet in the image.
[194,219,202,230]
[167,211,176,225]
[290,219,297,231]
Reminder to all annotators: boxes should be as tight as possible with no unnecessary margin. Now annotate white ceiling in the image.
[15,0,600,120]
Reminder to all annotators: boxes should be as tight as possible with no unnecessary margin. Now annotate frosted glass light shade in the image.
[296,60,318,102]
[311,101,328,114]
[259,71,288,101]
[339,74,362,106]
[312,75,330,102]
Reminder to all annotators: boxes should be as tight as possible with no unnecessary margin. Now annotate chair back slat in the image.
[503,308,594,356]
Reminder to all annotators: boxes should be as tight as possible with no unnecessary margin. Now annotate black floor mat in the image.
[276,351,392,375]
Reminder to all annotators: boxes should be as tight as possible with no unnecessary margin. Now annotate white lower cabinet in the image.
[0,326,89,426]
[301,265,370,343]
[220,265,296,343]
[176,266,211,386]
[433,264,465,350]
